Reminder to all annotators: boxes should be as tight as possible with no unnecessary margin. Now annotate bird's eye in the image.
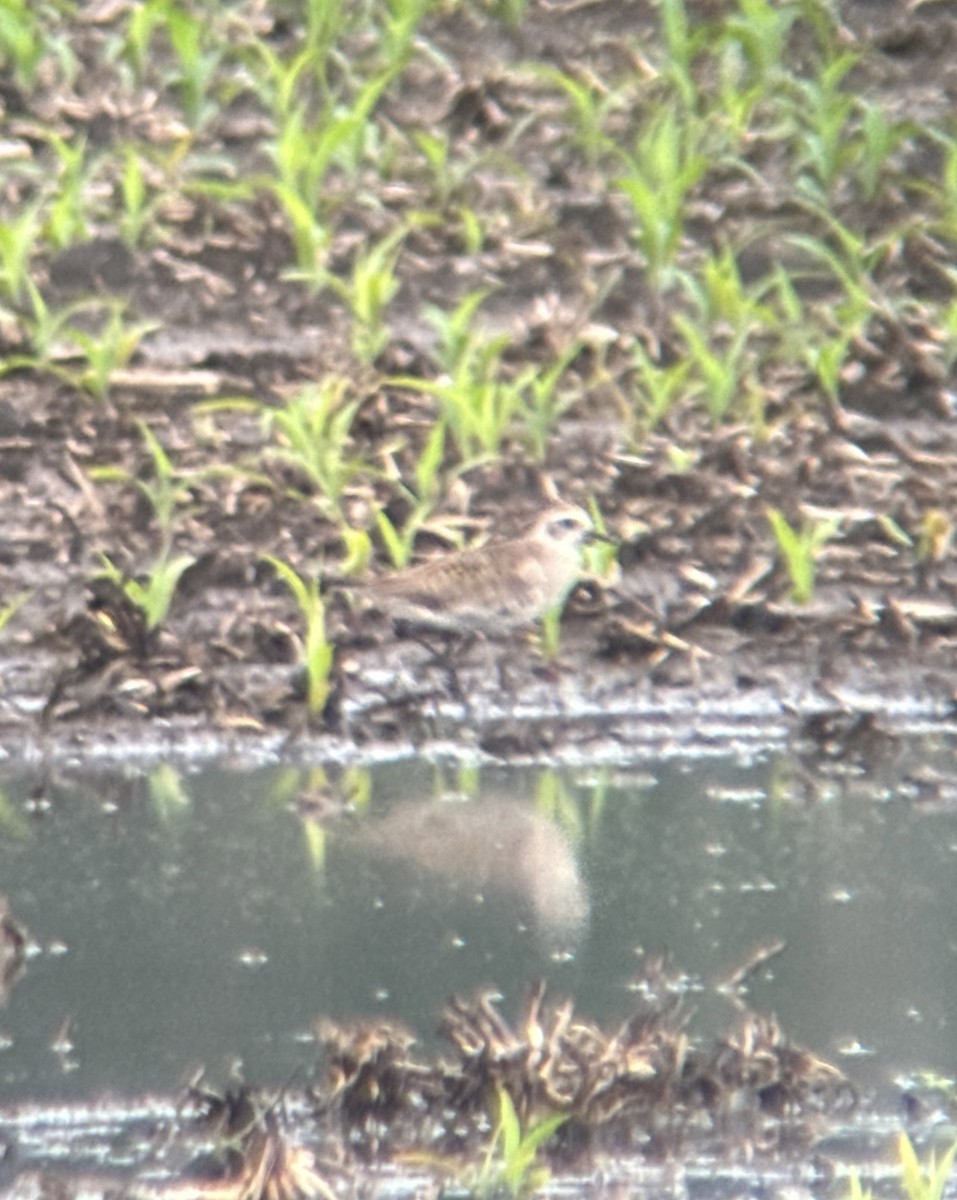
[556,516,580,531]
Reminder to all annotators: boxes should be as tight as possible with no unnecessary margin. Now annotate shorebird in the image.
[362,502,604,636]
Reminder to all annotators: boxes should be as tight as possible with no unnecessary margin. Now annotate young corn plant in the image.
[427,288,495,373]
[264,557,335,717]
[117,144,164,246]
[338,525,374,577]
[672,312,755,423]
[392,328,520,463]
[0,205,42,308]
[65,304,158,402]
[680,244,775,330]
[268,70,397,283]
[631,341,693,432]
[410,129,483,209]
[927,132,957,248]
[375,419,448,569]
[0,0,45,86]
[263,378,364,517]
[323,226,407,364]
[41,130,94,249]
[613,104,709,291]
[767,508,841,604]
[897,1133,957,1200]
[788,51,860,199]
[0,592,30,638]
[853,97,913,204]
[98,550,196,633]
[162,2,224,128]
[89,421,198,555]
[474,1086,565,1199]
[714,0,799,136]
[657,0,708,113]
[379,0,432,68]
[514,341,583,461]
[532,65,623,168]
[539,500,616,659]
[122,0,167,82]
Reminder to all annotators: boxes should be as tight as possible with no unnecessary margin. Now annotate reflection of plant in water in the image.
[148,764,191,823]
[533,769,582,844]
[0,786,32,843]
[274,765,373,870]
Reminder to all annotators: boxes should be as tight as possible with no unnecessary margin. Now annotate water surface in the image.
[0,743,954,1102]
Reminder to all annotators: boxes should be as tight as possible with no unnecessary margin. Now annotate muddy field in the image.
[4,0,957,1187]
[2,0,957,770]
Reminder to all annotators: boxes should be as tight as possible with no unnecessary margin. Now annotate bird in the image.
[361,502,605,636]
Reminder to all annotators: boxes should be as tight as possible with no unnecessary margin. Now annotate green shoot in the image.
[846,1170,873,1200]
[322,226,408,364]
[515,342,582,460]
[0,0,44,86]
[375,509,417,570]
[916,510,954,565]
[631,341,692,432]
[66,306,158,402]
[533,65,621,168]
[263,557,335,717]
[41,131,92,249]
[148,763,192,823]
[583,500,618,579]
[0,205,42,306]
[614,104,708,289]
[164,2,223,128]
[427,288,496,373]
[339,525,373,576]
[476,1085,565,1199]
[98,551,196,633]
[263,378,362,515]
[0,592,30,638]
[539,605,562,662]
[672,313,753,422]
[658,0,705,112]
[88,422,198,553]
[118,145,161,246]
[394,308,526,461]
[767,508,841,604]
[898,1133,957,1200]
[790,51,860,196]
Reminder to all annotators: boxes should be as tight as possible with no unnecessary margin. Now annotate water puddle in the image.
[0,736,954,1188]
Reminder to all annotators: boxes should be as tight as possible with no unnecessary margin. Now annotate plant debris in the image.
[0,972,857,1198]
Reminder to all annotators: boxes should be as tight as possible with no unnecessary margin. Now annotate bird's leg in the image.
[439,631,478,705]
[393,621,476,706]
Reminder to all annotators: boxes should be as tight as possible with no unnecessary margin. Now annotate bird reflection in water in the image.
[348,798,589,951]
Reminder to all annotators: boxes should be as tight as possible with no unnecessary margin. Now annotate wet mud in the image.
[2,1,957,768]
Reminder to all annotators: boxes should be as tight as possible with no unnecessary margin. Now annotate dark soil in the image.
[2,0,957,766]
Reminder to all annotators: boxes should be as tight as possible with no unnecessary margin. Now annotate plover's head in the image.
[530,504,596,550]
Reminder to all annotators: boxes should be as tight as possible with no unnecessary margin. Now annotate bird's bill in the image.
[584,528,616,545]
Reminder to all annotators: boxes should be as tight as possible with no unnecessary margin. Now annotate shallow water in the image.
[0,741,954,1103]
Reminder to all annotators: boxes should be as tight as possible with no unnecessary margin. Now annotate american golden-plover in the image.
[363,503,602,635]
